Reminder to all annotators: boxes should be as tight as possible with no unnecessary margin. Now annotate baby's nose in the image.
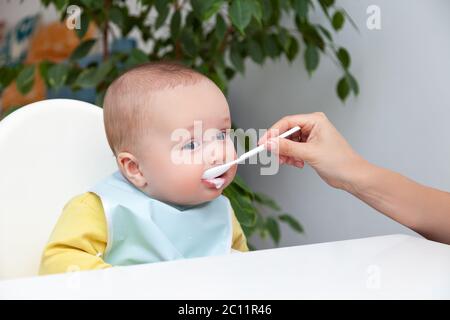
[204,141,227,165]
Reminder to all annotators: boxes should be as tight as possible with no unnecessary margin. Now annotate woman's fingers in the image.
[267,136,313,162]
[278,155,304,168]
[258,113,321,145]
[294,160,305,168]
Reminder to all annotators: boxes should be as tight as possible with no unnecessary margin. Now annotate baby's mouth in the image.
[202,171,227,189]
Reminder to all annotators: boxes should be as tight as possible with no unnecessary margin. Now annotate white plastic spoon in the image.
[202,126,301,180]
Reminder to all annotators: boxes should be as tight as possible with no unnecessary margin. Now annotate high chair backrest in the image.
[0,99,117,280]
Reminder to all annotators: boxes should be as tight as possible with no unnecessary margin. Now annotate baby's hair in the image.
[103,60,207,156]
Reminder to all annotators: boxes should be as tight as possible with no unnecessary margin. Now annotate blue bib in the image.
[88,171,232,266]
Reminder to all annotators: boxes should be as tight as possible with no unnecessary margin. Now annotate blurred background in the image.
[1,0,449,249]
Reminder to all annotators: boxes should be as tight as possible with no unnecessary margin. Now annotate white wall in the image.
[228,0,450,248]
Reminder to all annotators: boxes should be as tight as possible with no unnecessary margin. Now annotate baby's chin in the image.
[171,189,223,206]
[157,168,236,206]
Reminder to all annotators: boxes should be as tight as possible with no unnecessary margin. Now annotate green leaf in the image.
[266,217,280,244]
[277,28,291,52]
[332,11,345,31]
[337,73,359,101]
[80,0,96,7]
[232,175,254,197]
[54,0,68,10]
[270,0,282,24]
[180,31,198,57]
[75,12,90,39]
[292,0,309,19]
[155,7,169,29]
[304,44,319,75]
[318,25,332,41]
[65,66,81,86]
[319,0,335,7]
[170,10,181,39]
[229,43,244,74]
[254,192,281,211]
[347,73,359,95]
[229,0,253,34]
[337,47,350,69]
[95,90,106,107]
[155,0,168,12]
[0,66,19,90]
[262,34,280,58]
[215,14,227,40]
[261,0,273,23]
[286,36,299,62]
[279,214,304,233]
[192,0,224,21]
[95,60,114,82]
[337,76,350,101]
[223,184,257,227]
[47,64,70,89]
[247,39,264,64]
[16,65,35,94]
[39,60,53,87]
[109,6,125,30]
[297,20,325,50]
[69,39,96,61]
[249,0,263,24]
[125,48,149,67]
[155,0,169,29]
[75,68,97,88]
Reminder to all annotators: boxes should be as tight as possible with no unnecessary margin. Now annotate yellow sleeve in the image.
[231,208,249,252]
[39,192,111,276]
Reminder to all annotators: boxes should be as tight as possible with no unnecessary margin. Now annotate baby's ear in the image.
[117,152,147,188]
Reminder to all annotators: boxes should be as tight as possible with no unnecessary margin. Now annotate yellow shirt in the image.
[39,192,248,276]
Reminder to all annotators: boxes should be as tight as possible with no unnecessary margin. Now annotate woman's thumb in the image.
[267,137,311,161]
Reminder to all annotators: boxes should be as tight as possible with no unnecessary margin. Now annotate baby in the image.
[39,61,248,275]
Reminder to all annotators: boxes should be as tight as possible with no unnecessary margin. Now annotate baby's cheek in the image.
[172,164,203,190]
[226,141,237,162]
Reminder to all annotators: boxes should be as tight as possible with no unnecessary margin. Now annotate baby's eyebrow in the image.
[184,118,230,130]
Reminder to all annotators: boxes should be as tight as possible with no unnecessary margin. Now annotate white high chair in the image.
[0,99,117,280]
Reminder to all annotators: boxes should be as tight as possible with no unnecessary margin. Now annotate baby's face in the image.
[135,80,237,205]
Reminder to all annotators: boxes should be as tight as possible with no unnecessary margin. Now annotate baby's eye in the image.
[216,131,227,141]
[182,140,200,150]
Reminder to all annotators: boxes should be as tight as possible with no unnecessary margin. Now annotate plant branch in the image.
[102,0,112,60]
[218,26,234,54]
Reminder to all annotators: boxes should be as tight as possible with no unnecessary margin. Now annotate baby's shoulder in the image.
[63,192,103,213]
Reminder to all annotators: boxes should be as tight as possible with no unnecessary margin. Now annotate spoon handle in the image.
[236,126,301,163]
[236,144,265,164]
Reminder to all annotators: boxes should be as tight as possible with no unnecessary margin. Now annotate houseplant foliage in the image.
[0,0,359,247]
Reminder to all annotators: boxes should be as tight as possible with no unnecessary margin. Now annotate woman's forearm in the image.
[344,160,450,244]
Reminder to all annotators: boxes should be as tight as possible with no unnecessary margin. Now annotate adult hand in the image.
[258,112,368,190]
